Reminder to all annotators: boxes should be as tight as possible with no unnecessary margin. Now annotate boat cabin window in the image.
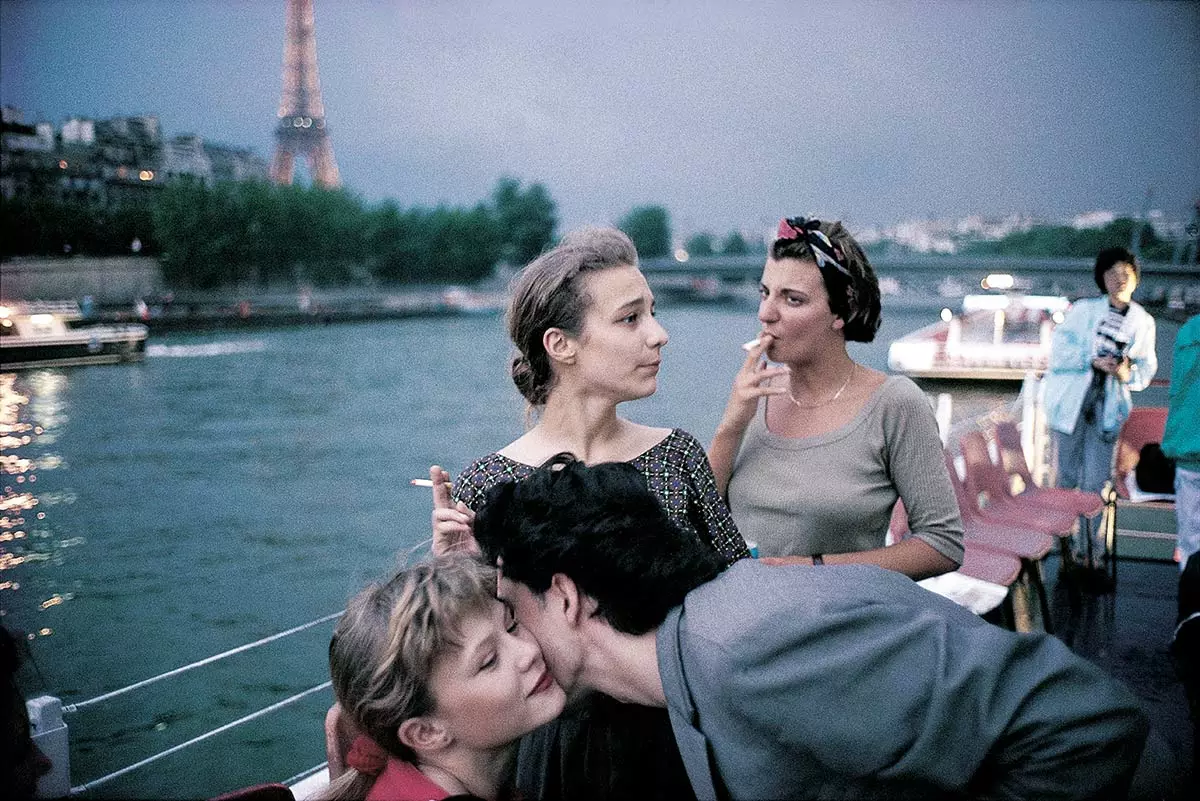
[27,314,58,336]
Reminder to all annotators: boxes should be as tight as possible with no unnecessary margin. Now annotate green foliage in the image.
[963,217,1175,262]
[492,177,557,264]
[618,205,671,258]
[0,181,158,259]
[684,232,714,257]
[721,231,748,255]
[152,180,374,288]
[6,173,558,289]
[150,179,520,288]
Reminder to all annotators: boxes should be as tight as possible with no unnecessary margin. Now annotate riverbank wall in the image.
[1,256,163,303]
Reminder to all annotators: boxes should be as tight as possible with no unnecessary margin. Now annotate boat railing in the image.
[31,611,343,798]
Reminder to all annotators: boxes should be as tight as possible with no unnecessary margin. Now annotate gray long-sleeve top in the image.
[658,560,1149,800]
[727,375,963,564]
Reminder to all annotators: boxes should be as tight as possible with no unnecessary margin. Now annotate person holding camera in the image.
[1043,247,1157,581]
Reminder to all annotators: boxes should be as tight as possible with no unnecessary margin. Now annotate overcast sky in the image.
[2,0,1197,238]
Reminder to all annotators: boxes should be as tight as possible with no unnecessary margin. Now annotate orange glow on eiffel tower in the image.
[269,0,340,188]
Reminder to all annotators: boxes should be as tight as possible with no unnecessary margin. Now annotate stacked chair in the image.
[991,421,1105,521]
[939,451,1056,632]
[991,420,1115,580]
[956,431,1082,548]
[889,499,1028,632]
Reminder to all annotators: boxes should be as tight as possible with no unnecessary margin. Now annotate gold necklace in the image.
[786,363,857,409]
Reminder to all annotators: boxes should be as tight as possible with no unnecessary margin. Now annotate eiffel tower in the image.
[269,0,340,188]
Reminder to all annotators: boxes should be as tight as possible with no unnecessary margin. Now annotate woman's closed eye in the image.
[502,599,518,633]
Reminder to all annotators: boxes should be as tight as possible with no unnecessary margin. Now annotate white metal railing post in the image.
[27,695,71,799]
[41,611,340,796]
[1020,372,1038,478]
[1029,373,1053,487]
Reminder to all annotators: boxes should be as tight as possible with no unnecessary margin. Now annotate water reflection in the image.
[0,370,71,641]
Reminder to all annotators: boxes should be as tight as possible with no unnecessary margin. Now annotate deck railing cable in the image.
[70,681,332,794]
[62,612,342,714]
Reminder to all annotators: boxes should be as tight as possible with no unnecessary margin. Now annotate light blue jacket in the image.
[1043,297,1157,435]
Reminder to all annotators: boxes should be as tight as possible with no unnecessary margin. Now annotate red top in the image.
[365,757,450,801]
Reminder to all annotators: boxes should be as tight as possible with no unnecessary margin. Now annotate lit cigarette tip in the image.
[410,478,435,487]
[741,337,763,352]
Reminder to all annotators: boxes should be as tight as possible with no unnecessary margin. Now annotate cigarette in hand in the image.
[410,478,435,487]
[741,336,763,352]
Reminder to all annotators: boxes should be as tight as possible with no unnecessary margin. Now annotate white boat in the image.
[0,300,149,370]
[887,291,1070,381]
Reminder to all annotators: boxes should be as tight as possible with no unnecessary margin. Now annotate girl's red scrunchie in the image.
[347,734,388,777]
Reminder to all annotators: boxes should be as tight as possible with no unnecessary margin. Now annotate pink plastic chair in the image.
[957,432,1079,539]
[1114,407,1169,499]
[891,499,1033,631]
[993,420,1104,517]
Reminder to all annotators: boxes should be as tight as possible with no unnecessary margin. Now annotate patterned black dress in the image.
[452,428,750,800]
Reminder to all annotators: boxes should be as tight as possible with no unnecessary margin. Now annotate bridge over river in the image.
[639,253,1200,318]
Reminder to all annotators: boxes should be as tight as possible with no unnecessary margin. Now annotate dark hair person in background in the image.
[320,556,565,801]
[709,217,962,578]
[424,225,749,800]
[475,458,1149,801]
[1042,246,1157,584]
[1,625,53,801]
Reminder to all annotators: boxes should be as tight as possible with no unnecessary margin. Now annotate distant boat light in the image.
[940,307,953,322]
[982,273,1015,290]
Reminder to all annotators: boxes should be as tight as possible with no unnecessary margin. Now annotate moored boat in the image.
[0,300,148,370]
[888,290,1070,381]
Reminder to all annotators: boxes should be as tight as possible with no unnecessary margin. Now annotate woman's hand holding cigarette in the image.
[428,465,479,555]
[719,334,790,435]
[708,334,791,496]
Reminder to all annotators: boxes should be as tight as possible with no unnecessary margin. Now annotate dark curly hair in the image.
[771,219,882,342]
[1093,247,1140,293]
[474,456,727,635]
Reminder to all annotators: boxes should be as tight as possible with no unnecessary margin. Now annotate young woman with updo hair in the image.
[709,216,964,579]
[321,555,565,801]
[425,225,748,800]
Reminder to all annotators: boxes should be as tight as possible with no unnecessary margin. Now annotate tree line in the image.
[962,217,1184,263]
[4,179,1190,291]
[1,176,560,289]
[0,178,718,288]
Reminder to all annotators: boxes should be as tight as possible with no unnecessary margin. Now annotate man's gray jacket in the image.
[656,560,1147,800]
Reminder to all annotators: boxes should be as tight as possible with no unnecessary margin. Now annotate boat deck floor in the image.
[1044,554,1196,793]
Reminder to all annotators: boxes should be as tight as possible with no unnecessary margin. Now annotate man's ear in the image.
[543,327,577,366]
[549,572,587,627]
[397,716,451,755]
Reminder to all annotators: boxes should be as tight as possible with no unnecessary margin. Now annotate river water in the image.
[0,291,1182,798]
